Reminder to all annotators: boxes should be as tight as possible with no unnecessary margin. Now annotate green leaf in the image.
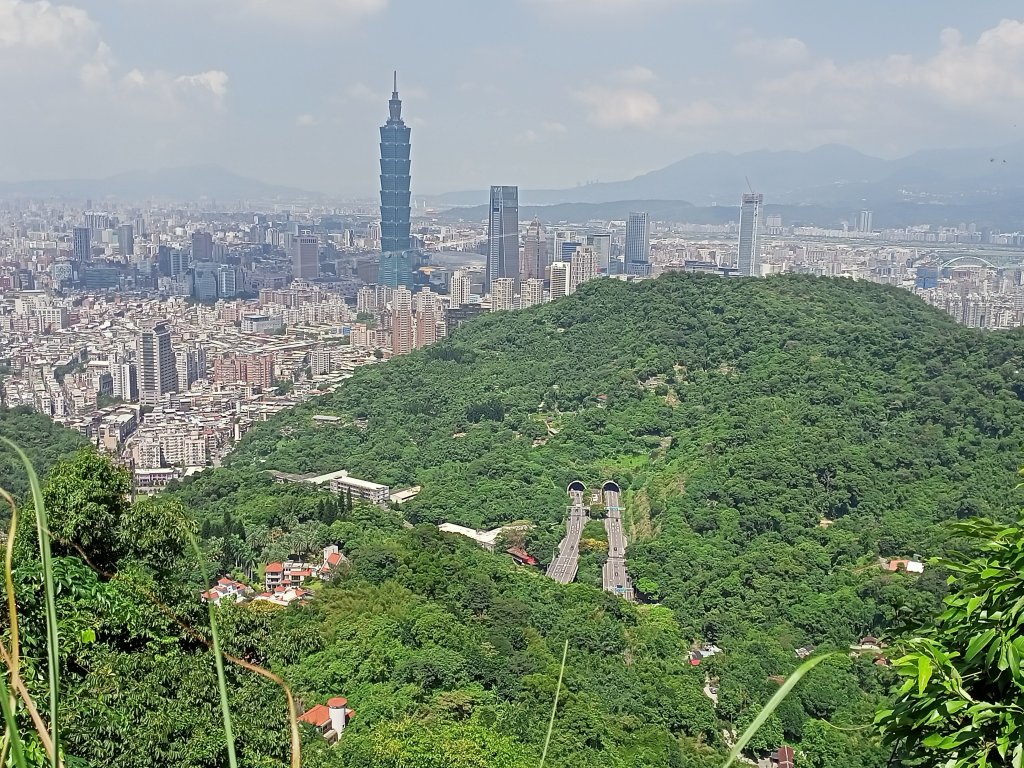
[918,655,933,695]
[723,652,836,768]
[966,595,984,615]
[80,628,96,644]
[966,630,997,661]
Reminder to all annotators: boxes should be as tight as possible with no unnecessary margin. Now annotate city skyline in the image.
[2,1,1024,194]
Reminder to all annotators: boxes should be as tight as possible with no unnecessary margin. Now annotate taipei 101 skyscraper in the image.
[377,72,414,288]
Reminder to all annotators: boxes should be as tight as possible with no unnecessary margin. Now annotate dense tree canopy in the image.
[7,274,1024,765]
[0,407,89,500]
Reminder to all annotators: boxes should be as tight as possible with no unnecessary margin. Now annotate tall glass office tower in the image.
[738,193,763,277]
[487,185,519,290]
[378,73,414,288]
[624,212,650,276]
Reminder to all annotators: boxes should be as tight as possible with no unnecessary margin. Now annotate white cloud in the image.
[0,0,232,179]
[542,121,567,134]
[295,113,318,127]
[763,20,1024,108]
[573,86,661,127]
[732,36,809,64]
[0,0,94,48]
[176,70,229,101]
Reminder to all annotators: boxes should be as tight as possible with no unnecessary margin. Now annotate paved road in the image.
[602,489,634,601]
[546,487,588,584]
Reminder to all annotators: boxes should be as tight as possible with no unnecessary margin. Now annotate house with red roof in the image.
[506,547,538,566]
[771,745,794,768]
[264,546,350,591]
[299,696,354,743]
[200,577,253,606]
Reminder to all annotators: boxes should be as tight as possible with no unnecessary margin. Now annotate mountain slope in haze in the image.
[438,142,1024,207]
[0,165,319,202]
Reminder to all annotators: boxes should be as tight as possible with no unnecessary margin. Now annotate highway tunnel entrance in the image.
[567,481,586,493]
[601,481,620,493]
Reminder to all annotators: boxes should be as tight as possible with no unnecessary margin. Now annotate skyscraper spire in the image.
[388,70,402,123]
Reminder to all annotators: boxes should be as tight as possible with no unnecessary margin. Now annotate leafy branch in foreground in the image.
[875,516,1024,768]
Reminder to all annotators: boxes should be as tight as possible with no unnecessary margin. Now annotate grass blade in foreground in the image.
[0,669,27,768]
[723,652,837,768]
[1,438,59,768]
[188,534,238,768]
[539,639,569,768]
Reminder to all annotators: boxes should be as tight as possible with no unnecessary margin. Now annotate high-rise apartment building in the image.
[492,278,516,311]
[569,246,598,293]
[414,289,442,349]
[138,321,178,406]
[450,270,472,309]
[218,264,240,297]
[378,73,414,288]
[550,261,571,300]
[586,233,612,272]
[521,219,548,281]
[175,347,202,391]
[118,224,134,258]
[487,186,519,290]
[625,213,650,276]
[738,193,763,277]
[191,231,214,262]
[391,287,414,355]
[110,361,138,402]
[292,232,319,280]
[72,227,91,263]
[521,278,545,309]
[858,210,873,233]
[212,353,274,389]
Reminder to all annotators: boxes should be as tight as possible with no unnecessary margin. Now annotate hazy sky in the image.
[3,0,1024,195]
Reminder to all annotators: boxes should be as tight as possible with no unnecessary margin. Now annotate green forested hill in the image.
[154,274,1024,765]
[0,406,89,499]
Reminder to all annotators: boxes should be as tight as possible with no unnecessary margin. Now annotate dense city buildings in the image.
[486,186,519,290]
[378,73,414,289]
[625,212,650,276]
[738,193,763,277]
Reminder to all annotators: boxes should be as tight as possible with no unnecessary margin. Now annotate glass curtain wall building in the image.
[378,72,414,288]
[738,193,763,277]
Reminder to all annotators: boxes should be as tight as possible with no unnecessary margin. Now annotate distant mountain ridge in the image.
[0,165,319,202]
[437,142,1024,208]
